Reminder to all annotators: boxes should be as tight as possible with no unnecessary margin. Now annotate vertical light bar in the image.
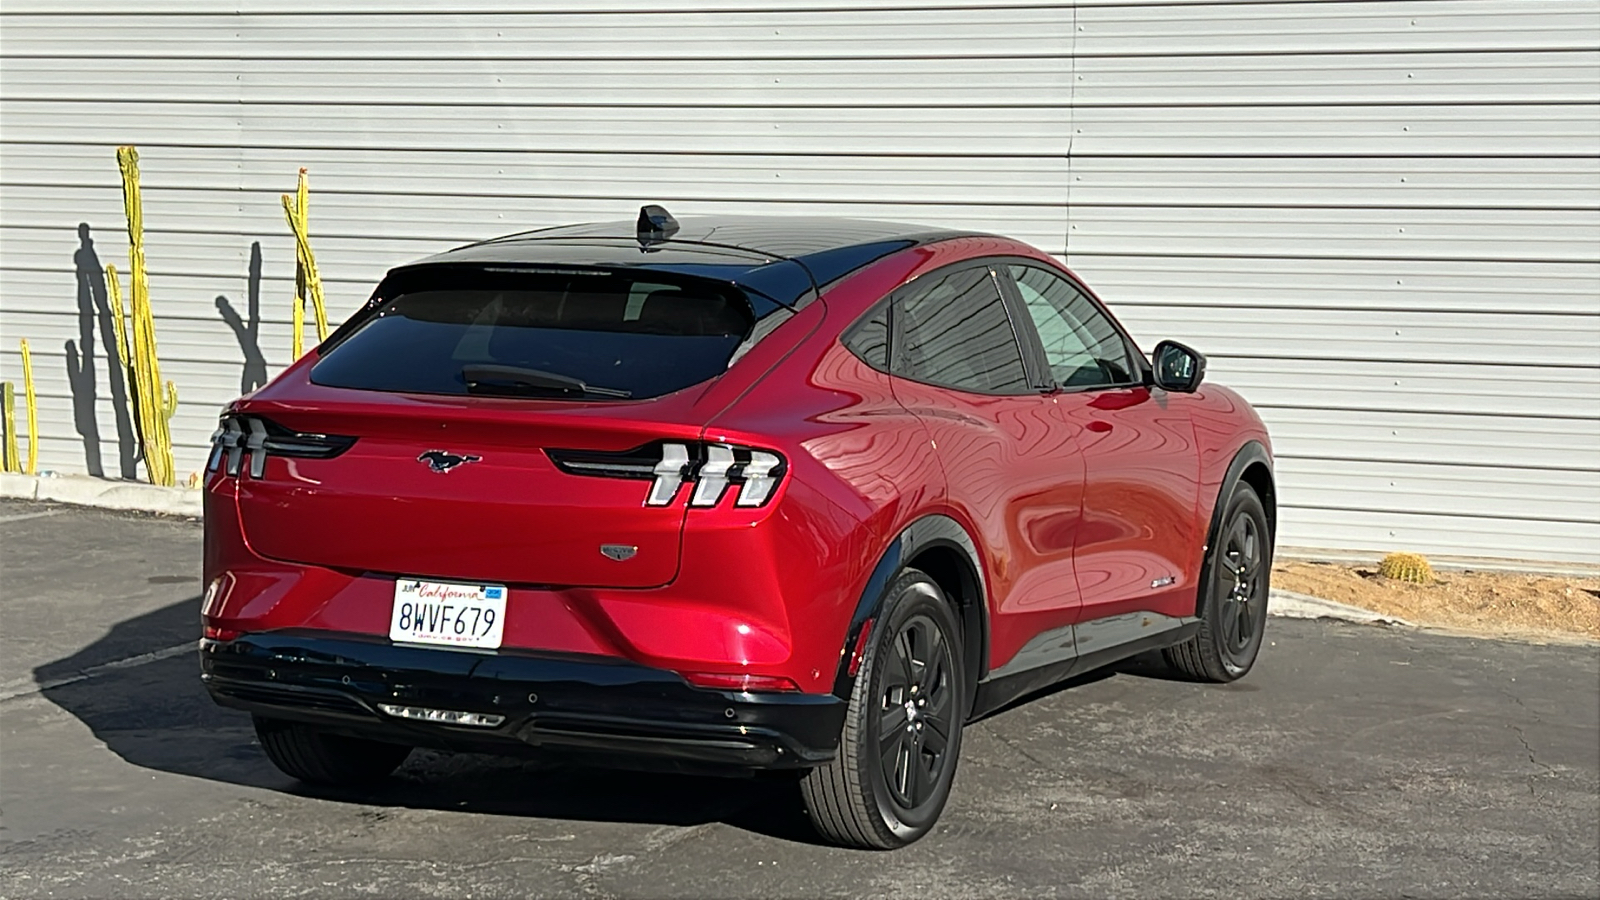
[205,424,227,473]
[245,417,269,478]
[735,451,783,507]
[691,444,735,506]
[647,442,690,506]
[222,418,246,476]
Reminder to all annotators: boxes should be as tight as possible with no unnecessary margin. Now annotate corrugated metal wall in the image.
[2,0,1597,562]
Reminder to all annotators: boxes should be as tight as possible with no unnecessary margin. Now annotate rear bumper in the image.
[201,631,846,772]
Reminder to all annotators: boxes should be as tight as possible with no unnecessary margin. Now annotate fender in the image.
[1195,440,1276,617]
[828,514,989,707]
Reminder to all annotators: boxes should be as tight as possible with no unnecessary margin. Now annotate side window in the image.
[841,303,889,371]
[892,265,1031,395]
[1008,264,1138,389]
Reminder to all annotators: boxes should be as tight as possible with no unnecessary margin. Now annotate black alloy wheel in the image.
[1216,507,1267,671]
[876,612,957,810]
[1165,482,1272,682]
[801,568,966,849]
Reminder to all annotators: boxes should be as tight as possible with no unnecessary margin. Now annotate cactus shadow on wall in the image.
[216,241,268,395]
[65,223,139,479]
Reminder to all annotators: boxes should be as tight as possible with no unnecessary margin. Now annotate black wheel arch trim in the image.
[830,514,989,705]
[1196,440,1276,618]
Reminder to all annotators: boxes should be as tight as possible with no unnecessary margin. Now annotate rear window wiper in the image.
[461,363,633,399]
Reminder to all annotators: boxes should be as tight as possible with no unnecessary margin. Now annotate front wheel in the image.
[800,568,966,849]
[1165,482,1272,682]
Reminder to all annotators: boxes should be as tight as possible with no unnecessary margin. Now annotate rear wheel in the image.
[253,716,412,787]
[801,569,965,849]
[1165,483,1272,682]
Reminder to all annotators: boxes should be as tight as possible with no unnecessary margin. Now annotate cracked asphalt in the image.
[2,500,1597,899]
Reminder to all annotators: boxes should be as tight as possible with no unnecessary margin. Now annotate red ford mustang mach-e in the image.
[200,208,1275,849]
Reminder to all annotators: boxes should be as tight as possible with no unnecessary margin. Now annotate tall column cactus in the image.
[115,146,178,486]
[2,381,17,474]
[2,341,39,475]
[285,168,328,359]
[19,338,37,475]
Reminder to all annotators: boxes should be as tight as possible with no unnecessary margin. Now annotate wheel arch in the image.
[830,514,989,712]
[1195,440,1276,617]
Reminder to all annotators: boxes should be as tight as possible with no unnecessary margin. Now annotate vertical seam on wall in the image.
[233,1,246,286]
[1064,0,1078,263]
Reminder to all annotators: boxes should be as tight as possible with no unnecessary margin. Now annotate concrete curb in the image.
[0,472,202,518]
[1269,588,1412,627]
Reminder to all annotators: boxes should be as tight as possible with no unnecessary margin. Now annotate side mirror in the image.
[1152,340,1206,393]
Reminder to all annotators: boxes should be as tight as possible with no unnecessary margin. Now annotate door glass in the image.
[1008,265,1137,389]
[892,266,1030,395]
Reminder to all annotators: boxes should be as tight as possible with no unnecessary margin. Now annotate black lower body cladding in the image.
[201,631,846,773]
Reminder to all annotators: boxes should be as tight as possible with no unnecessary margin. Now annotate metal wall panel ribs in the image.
[1,0,1596,562]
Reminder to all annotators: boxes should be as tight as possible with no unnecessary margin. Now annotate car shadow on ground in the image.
[35,595,1182,846]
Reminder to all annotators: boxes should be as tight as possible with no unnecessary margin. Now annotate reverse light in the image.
[548,441,788,509]
[377,704,506,728]
[683,672,801,692]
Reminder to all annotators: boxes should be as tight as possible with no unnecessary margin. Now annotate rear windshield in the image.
[311,269,757,400]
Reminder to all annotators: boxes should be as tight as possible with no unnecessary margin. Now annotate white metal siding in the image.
[1,0,1597,562]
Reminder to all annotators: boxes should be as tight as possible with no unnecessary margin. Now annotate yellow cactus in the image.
[1379,552,1436,584]
[162,380,179,424]
[116,145,177,486]
[284,168,328,358]
[19,339,37,475]
[2,381,16,473]
[107,264,134,391]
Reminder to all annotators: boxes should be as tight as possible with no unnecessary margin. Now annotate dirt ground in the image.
[1274,560,1600,642]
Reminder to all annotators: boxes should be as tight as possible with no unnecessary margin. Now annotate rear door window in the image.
[311,269,756,400]
[890,265,1031,395]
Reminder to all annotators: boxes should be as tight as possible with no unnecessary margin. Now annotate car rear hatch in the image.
[221,263,779,588]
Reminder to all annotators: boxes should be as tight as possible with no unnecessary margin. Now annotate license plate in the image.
[389,579,507,650]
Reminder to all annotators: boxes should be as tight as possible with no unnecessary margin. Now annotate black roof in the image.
[396,215,975,310]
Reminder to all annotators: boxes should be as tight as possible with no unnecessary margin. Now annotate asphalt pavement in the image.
[1,499,1597,899]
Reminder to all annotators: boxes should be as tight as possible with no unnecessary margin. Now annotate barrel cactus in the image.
[1379,552,1436,584]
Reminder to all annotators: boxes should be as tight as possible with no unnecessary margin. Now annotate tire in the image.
[1165,482,1273,683]
[253,715,412,787]
[801,568,966,849]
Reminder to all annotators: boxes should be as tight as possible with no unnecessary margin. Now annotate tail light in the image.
[207,414,357,479]
[547,440,787,509]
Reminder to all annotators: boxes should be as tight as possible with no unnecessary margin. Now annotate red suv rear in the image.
[202,209,1275,848]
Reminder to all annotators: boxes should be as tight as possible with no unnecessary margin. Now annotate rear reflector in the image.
[846,618,875,677]
[682,672,801,692]
[378,704,506,728]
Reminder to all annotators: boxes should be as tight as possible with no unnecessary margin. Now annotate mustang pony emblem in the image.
[417,450,481,473]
